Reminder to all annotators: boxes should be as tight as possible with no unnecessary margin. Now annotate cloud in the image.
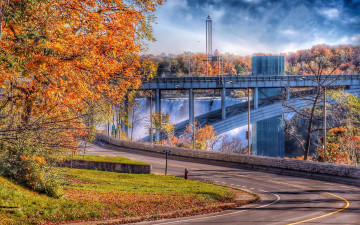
[319,8,340,20]
[146,0,360,55]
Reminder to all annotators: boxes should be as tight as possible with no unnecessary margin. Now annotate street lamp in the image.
[300,76,327,162]
[228,81,251,155]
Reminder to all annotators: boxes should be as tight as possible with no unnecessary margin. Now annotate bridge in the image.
[174,88,360,136]
[139,74,360,126]
[139,74,360,144]
[140,75,360,90]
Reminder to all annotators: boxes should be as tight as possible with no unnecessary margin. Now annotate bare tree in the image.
[217,134,246,154]
[283,46,343,160]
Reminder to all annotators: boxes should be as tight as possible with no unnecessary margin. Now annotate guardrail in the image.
[97,133,360,183]
[140,75,360,89]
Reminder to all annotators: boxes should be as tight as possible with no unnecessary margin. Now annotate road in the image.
[82,141,360,225]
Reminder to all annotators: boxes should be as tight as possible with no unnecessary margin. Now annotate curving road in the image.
[83,142,360,225]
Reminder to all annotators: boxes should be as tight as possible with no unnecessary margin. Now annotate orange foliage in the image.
[328,126,347,134]
[317,126,359,165]
[185,122,216,149]
[0,0,164,151]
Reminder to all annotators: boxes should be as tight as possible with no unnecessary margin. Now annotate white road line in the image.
[148,192,281,225]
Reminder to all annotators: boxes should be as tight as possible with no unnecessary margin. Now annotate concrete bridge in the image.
[174,88,360,136]
[140,74,360,127]
[136,54,360,157]
[139,74,360,143]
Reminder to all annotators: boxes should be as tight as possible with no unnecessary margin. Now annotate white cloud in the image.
[281,29,297,36]
[145,0,358,55]
[351,34,360,44]
[319,8,340,20]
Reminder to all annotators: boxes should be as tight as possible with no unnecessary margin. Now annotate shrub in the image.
[0,138,64,198]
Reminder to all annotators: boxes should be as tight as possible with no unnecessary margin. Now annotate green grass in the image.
[0,168,237,224]
[72,154,147,165]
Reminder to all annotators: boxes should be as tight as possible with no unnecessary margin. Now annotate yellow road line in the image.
[269,180,350,225]
[215,171,249,178]
[152,159,350,224]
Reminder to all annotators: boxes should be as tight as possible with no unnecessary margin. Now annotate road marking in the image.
[150,192,280,225]
[268,180,350,225]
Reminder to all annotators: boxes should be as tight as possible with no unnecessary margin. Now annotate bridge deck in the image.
[140,75,360,90]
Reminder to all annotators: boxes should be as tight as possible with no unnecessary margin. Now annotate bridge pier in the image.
[221,87,226,120]
[124,96,129,136]
[286,87,290,101]
[189,88,194,127]
[253,87,258,109]
[155,89,161,141]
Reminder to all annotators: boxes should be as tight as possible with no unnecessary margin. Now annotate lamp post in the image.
[300,76,327,162]
[228,81,251,154]
[150,91,153,144]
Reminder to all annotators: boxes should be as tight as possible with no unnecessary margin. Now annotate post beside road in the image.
[163,150,171,175]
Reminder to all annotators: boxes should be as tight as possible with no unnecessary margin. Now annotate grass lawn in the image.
[0,168,256,224]
[72,154,147,165]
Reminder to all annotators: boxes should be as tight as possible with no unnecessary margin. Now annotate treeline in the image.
[140,45,360,77]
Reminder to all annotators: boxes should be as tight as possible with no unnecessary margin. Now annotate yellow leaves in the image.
[1,0,163,156]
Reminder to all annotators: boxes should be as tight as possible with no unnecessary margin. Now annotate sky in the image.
[145,0,360,56]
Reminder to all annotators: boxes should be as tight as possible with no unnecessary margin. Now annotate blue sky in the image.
[145,0,360,55]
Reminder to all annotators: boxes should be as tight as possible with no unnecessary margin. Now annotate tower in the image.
[251,56,285,158]
[206,15,212,56]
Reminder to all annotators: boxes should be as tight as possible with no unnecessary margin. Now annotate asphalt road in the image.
[82,142,360,225]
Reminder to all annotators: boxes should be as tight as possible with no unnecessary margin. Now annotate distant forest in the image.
[140,45,360,78]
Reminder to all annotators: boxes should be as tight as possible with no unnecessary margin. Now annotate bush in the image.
[0,142,63,198]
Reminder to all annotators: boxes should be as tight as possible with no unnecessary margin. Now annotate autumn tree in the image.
[0,0,163,195]
[184,122,216,150]
[317,127,360,165]
[150,112,175,144]
[317,90,360,165]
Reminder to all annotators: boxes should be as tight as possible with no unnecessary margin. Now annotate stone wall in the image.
[60,159,151,174]
[97,133,360,179]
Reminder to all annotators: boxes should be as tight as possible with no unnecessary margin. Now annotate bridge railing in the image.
[140,74,360,90]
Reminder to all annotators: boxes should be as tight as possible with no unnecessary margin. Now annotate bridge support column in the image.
[155,89,161,141]
[286,87,290,101]
[221,87,226,120]
[189,88,194,127]
[124,95,129,136]
[253,87,258,109]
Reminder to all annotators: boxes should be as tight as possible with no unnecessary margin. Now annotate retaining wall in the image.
[60,159,151,174]
[97,133,360,179]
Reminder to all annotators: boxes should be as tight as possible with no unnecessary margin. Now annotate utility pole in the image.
[247,89,251,154]
[150,91,153,144]
[192,89,196,149]
[323,86,326,162]
[228,81,251,154]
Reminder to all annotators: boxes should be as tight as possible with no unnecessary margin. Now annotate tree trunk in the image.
[304,92,321,160]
